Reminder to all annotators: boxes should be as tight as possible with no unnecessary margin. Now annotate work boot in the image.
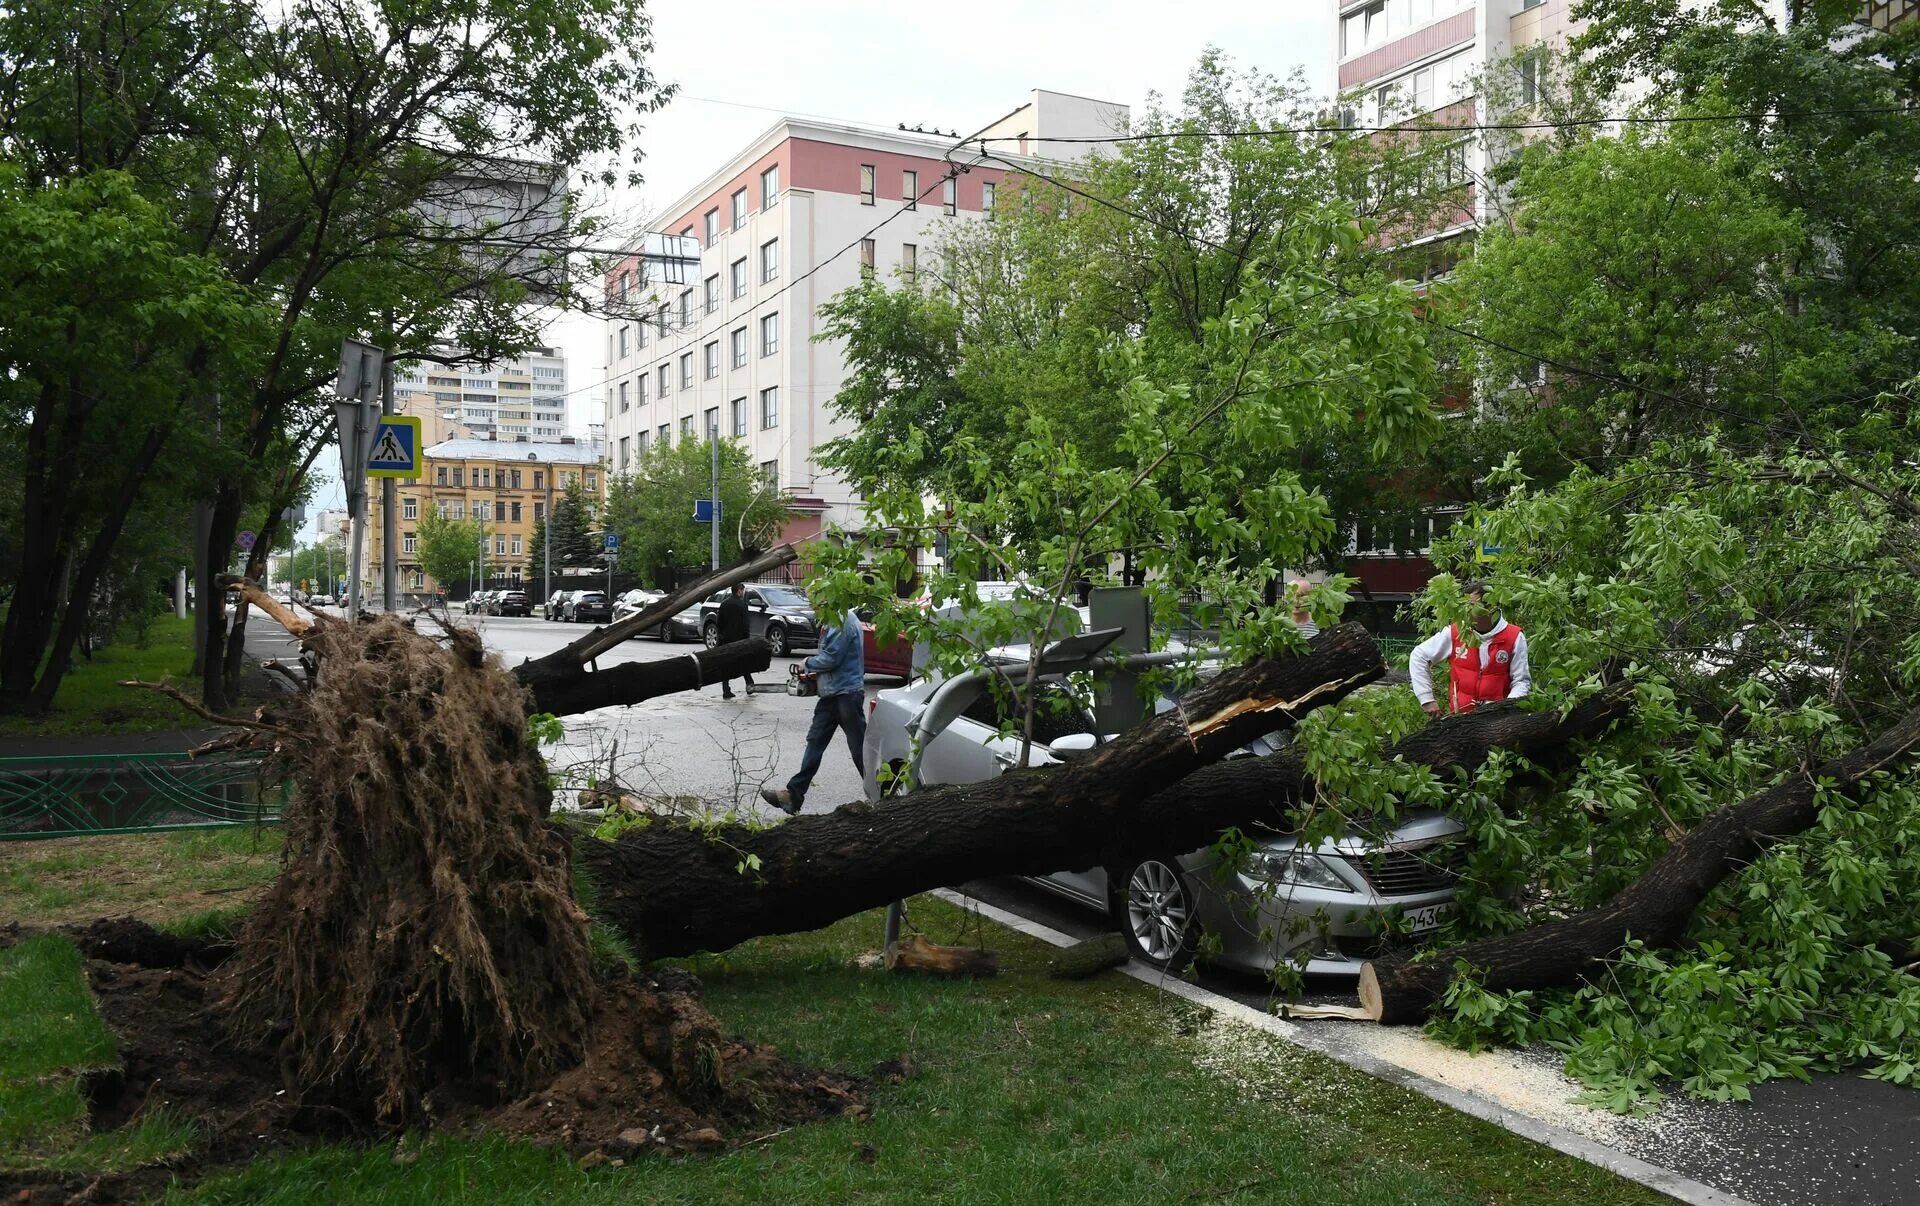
[759,787,800,816]
[722,686,735,699]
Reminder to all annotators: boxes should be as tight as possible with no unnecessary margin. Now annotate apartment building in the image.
[366,437,606,595]
[600,90,1129,549]
[390,347,569,445]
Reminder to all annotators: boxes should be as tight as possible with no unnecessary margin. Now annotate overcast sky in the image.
[303,1,1332,538]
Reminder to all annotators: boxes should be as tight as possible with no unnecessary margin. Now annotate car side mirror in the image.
[1046,733,1099,761]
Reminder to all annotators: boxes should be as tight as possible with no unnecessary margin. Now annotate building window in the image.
[449,502,463,520]
[510,502,522,522]
[760,238,779,283]
[760,386,779,430]
[509,469,521,489]
[436,466,448,486]
[403,498,418,520]
[983,180,996,217]
[704,208,719,247]
[586,472,597,490]
[704,406,719,437]
[403,532,417,554]
[452,467,464,487]
[731,257,747,299]
[903,168,918,210]
[618,325,630,358]
[511,535,522,556]
[731,326,747,368]
[659,364,670,396]
[704,341,719,379]
[639,372,650,402]
[658,422,670,447]
[1517,50,1542,106]
[902,243,917,284]
[411,571,424,589]
[943,175,956,216]
[618,381,629,412]
[704,274,719,314]
[619,269,631,300]
[637,318,648,350]
[1342,1,1386,56]
[618,436,630,471]
[731,396,747,436]
[495,536,506,556]
[636,431,649,454]
[680,352,694,388]
[761,164,779,209]
[533,470,544,490]
[859,163,875,205]
[678,289,692,327]
[760,459,778,489]
[860,238,875,277]
[680,415,693,439]
[760,313,779,357]
[479,467,491,487]
[731,187,748,230]
[655,304,668,336]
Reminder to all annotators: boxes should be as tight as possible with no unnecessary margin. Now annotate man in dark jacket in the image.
[716,583,756,699]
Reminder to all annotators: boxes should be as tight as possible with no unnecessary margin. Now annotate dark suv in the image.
[565,591,613,623]
[493,590,531,617]
[699,584,818,657]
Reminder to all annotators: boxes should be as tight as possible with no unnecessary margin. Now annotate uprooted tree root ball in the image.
[5,606,871,1196]
[225,613,596,1123]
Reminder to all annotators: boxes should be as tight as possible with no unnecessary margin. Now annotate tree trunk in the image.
[584,661,1633,962]
[584,624,1386,958]
[1358,700,1920,1024]
[515,639,775,718]
[200,481,245,711]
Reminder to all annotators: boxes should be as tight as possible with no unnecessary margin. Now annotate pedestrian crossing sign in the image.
[366,416,421,479]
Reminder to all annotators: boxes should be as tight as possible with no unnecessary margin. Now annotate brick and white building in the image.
[601,90,1129,549]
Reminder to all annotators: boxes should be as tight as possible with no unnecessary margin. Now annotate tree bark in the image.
[515,638,775,718]
[583,624,1386,959]
[1358,700,1920,1024]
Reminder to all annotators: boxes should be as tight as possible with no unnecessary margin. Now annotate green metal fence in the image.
[0,750,287,841]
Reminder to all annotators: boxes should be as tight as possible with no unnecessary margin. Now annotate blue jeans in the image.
[786,691,866,807]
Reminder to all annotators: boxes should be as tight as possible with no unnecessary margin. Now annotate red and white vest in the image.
[1448,622,1522,713]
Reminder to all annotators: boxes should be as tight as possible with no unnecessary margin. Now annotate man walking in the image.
[715,583,755,699]
[1409,579,1530,716]
[760,605,866,816]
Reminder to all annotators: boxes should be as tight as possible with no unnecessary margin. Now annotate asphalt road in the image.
[241,607,1920,1206]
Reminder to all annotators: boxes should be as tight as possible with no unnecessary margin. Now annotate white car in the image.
[862,654,1465,976]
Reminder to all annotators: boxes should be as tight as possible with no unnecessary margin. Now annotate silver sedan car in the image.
[862,662,1465,976]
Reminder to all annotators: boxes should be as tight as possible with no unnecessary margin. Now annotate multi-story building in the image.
[391,347,569,445]
[366,436,606,595]
[600,90,1129,549]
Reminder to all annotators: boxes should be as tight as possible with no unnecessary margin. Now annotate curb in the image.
[930,887,1755,1206]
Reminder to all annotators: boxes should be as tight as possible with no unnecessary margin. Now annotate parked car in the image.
[660,600,705,643]
[699,584,818,657]
[564,590,613,623]
[492,589,531,617]
[464,591,492,615]
[546,590,574,620]
[862,654,1466,976]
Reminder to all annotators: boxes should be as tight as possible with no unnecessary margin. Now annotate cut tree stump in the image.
[1358,700,1920,1024]
[884,935,1000,977]
[1048,933,1130,979]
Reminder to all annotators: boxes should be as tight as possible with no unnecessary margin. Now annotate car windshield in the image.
[759,586,808,608]
[578,593,605,603]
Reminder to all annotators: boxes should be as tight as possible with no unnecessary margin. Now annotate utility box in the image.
[1088,586,1152,734]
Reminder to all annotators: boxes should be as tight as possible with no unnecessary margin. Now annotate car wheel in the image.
[765,623,787,658]
[1112,856,1200,972]
[703,620,720,648]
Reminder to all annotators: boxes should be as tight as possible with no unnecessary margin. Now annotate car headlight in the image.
[1245,851,1356,894]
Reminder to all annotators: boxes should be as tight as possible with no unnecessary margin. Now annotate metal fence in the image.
[0,750,287,841]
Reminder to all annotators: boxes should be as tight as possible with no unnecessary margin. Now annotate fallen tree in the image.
[1357,699,1920,1024]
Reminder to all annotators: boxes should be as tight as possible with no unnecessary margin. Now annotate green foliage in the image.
[603,437,789,576]
[285,536,347,595]
[529,482,602,580]
[412,507,487,595]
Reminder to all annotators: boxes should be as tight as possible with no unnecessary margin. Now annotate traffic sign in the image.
[367,416,422,479]
[693,499,720,523]
[603,531,620,553]
[238,530,257,551]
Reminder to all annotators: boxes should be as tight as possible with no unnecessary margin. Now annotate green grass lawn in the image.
[0,827,283,927]
[0,615,204,739]
[0,829,1659,1204]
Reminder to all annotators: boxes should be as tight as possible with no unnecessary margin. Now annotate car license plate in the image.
[1405,903,1452,933]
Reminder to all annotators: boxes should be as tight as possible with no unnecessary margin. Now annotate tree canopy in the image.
[604,438,791,579]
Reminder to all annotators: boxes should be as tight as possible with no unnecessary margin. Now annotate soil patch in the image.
[4,922,867,1202]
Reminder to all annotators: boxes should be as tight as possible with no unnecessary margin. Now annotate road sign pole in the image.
[608,550,615,601]
[710,426,721,572]
[381,352,397,612]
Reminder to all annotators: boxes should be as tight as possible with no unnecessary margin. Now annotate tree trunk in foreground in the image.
[1358,700,1920,1024]
[585,623,1386,958]
[516,639,773,717]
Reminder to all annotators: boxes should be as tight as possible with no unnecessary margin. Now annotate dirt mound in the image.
[7,924,867,1200]
[66,917,232,969]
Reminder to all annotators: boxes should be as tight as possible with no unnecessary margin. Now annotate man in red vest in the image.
[1408,579,1530,716]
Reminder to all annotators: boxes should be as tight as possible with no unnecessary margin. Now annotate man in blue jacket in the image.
[760,606,865,816]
